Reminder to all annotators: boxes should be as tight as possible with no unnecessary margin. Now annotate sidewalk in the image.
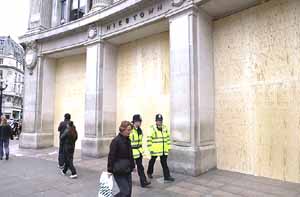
[2,140,300,197]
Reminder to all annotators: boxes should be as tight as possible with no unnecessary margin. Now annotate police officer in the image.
[147,114,175,182]
[129,114,151,188]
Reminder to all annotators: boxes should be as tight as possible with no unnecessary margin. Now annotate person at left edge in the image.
[129,114,151,188]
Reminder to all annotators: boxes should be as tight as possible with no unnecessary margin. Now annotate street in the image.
[0,141,299,197]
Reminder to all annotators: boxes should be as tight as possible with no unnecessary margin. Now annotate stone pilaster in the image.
[28,0,53,32]
[81,41,117,157]
[20,56,56,149]
[91,0,113,11]
[167,7,216,176]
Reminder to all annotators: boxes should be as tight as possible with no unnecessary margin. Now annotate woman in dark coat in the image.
[60,121,78,179]
[107,121,135,197]
[0,116,12,160]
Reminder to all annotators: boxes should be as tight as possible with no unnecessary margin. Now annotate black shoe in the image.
[0,157,2,160]
[141,181,151,188]
[5,155,9,160]
[147,174,153,179]
[164,177,175,182]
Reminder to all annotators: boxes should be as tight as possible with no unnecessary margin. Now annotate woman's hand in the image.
[107,172,113,178]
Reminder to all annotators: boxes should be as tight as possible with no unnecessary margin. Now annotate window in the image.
[0,40,4,45]
[0,70,3,79]
[70,0,86,21]
[61,0,67,24]
[0,58,3,65]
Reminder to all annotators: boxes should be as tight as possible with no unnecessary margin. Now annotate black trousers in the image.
[63,147,77,175]
[58,140,64,167]
[135,155,147,185]
[147,154,170,179]
[114,173,132,197]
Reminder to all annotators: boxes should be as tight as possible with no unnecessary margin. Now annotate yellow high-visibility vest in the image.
[147,125,171,156]
[129,127,144,159]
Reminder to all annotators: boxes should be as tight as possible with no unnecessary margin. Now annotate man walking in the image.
[57,113,71,169]
[129,114,151,187]
[147,114,175,182]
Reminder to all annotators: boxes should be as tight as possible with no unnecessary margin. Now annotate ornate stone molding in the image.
[172,0,186,7]
[88,24,98,39]
[24,41,38,75]
[91,0,113,11]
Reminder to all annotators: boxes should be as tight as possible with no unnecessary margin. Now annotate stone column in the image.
[65,0,72,23]
[51,0,60,27]
[167,7,216,176]
[28,0,53,32]
[91,0,113,11]
[20,56,56,149]
[81,41,117,157]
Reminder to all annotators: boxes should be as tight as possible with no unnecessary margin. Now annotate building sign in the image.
[102,0,170,36]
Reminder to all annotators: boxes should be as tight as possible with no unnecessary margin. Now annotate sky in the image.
[0,0,30,43]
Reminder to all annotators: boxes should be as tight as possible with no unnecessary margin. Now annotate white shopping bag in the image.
[98,172,120,197]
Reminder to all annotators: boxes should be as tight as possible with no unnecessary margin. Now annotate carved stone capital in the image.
[24,41,38,75]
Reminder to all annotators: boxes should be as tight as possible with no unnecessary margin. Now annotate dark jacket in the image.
[0,125,12,140]
[60,126,78,149]
[107,133,135,174]
[58,120,70,136]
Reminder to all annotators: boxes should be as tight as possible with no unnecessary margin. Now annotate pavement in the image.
[0,140,300,197]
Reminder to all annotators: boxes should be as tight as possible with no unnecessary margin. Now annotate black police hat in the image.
[155,114,163,121]
[132,114,142,123]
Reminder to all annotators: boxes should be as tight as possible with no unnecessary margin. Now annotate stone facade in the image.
[19,0,300,183]
[20,0,217,176]
[0,36,24,119]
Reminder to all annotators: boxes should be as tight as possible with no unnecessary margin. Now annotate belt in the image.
[132,146,142,149]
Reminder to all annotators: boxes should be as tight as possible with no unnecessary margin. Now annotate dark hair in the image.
[119,121,132,133]
[69,121,74,127]
[64,113,71,120]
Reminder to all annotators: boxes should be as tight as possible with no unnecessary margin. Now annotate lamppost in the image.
[0,80,8,116]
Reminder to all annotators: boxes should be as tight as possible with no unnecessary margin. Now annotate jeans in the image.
[0,139,9,159]
[147,154,171,179]
[114,174,132,197]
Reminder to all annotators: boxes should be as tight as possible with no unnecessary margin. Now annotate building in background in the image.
[0,36,24,120]
[19,0,300,184]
